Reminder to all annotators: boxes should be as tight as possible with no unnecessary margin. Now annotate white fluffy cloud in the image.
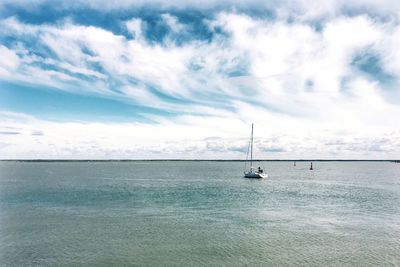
[1,111,399,159]
[0,45,19,76]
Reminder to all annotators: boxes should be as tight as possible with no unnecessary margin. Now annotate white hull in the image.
[244,172,268,179]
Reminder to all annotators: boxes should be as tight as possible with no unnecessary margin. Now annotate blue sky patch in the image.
[0,81,173,123]
[351,51,395,85]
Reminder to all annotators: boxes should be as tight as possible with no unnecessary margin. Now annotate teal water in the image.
[0,161,399,266]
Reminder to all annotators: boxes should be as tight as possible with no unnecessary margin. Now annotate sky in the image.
[0,0,400,159]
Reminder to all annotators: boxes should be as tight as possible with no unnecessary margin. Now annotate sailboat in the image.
[244,124,268,179]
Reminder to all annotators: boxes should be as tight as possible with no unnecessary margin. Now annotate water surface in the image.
[0,161,399,266]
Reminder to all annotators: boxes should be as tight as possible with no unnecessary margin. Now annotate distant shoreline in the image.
[1,159,399,162]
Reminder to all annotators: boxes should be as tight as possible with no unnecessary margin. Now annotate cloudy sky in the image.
[0,0,400,159]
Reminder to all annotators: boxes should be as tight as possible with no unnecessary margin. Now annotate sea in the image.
[0,161,399,266]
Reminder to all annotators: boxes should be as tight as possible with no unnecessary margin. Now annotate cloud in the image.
[0,111,399,159]
[205,137,248,153]
[0,131,21,135]
[125,18,144,40]
[31,130,44,136]
[0,45,19,77]
[0,4,400,159]
[161,13,185,33]
[1,13,399,113]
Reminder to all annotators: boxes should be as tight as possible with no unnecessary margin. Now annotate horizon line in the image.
[1,159,399,162]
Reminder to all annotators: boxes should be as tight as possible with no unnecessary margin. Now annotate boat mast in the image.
[250,123,253,169]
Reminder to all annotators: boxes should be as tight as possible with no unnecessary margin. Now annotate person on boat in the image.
[258,167,263,173]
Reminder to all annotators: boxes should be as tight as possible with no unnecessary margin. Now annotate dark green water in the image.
[0,161,399,266]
